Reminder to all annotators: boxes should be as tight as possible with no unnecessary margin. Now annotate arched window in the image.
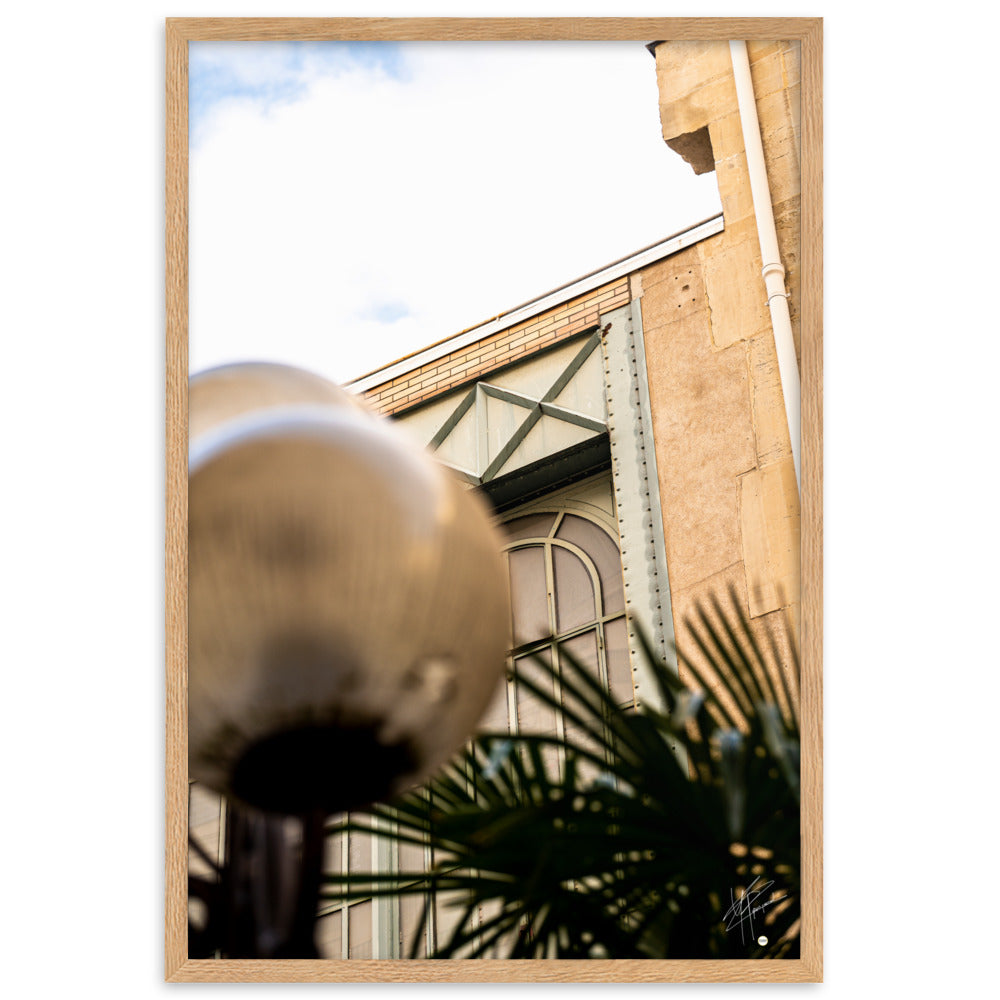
[322,508,634,960]
[478,510,634,782]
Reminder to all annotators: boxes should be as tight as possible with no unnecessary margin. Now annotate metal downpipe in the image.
[729,40,801,490]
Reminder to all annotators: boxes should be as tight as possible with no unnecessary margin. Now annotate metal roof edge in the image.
[348,213,724,394]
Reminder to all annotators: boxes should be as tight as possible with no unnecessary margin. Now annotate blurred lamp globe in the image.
[188,363,510,816]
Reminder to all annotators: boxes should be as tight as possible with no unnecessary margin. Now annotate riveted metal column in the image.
[599,302,677,716]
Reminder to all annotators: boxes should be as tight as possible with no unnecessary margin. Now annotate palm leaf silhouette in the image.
[322,585,800,959]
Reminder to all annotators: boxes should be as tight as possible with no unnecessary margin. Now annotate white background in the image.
[2,1,997,993]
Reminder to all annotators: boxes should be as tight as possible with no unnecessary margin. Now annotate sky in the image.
[189,41,723,385]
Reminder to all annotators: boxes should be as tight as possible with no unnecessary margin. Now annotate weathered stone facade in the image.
[359,41,802,696]
[647,39,801,696]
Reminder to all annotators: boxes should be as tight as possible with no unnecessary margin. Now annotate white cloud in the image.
[190,41,722,385]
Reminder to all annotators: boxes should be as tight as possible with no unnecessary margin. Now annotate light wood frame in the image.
[166,16,822,983]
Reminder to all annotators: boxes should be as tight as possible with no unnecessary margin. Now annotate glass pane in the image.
[508,545,550,645]
[434,890,467,951]
[324,828,344,878]
[559,630,604,784]
[477,897,514,958]
[189,782,221,829]
[479,675,510,734]
[555,515,625,615]
[562,725,603,790]
[552,545,596,634]
[399,836,425,876]
[400,892,427,957]
[188,783,222,878]
[316,909,344,959]
[348,899,373,959]
[605,616,634,707]
[539,737,561,781]
[515,650,557,737]
[503,512,556,542]
[561,628,600,682]
[348,824,371,872]
[489,921,519,958]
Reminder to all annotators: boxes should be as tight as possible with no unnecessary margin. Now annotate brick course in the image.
[363,277,628,415]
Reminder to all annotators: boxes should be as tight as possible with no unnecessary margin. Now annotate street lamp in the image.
[187,362,510,956]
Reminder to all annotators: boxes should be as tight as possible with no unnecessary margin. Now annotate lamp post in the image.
[187,363,510,957]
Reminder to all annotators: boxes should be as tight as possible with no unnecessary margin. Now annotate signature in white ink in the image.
[723,876,785,945]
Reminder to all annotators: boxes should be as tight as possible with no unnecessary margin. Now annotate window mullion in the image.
[340,828,349,959]
[542,541,567,770]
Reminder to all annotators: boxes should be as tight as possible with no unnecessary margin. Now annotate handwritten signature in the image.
[723,876,784,945]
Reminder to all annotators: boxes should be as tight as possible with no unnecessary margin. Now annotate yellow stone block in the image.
[747,330,795,467]
[642,306,756,591]
[657,72,739,147]
[654,40,733,103]
[668,564,752,722]
[708,110,747,163]
[757,88,802,205]
[746,40,788,63]
[668,566,800,726]
[747,45,801,99]
[711,110,798,231]
[738,457,800,618]
[714,151,755,226]
[773,200,801,354]
[637,252,709,327]
[699,221,770,349]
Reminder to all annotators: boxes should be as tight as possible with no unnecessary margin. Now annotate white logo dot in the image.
[757,935,768,946]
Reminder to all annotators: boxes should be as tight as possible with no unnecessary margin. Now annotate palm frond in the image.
[328,589,801,959]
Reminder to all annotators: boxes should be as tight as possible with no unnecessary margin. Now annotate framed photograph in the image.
[166,16,822,983]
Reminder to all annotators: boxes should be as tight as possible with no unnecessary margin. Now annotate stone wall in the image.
[646,39,801,696]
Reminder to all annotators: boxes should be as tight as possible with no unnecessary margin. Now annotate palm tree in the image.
[322,586,800,959]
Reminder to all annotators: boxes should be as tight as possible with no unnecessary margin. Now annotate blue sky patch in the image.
[363,300,413,324]
[189,41,408,144]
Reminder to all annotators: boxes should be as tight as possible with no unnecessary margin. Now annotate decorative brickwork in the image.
[363,277,630,416]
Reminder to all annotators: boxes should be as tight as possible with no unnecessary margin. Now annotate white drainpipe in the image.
[729,40,801,490]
